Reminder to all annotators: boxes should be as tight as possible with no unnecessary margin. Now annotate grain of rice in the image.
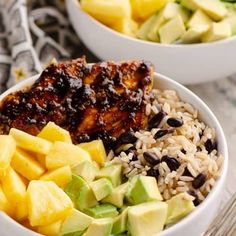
[179,176,194,182]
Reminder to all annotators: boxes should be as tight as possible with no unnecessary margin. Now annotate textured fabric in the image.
[0,0,97,92]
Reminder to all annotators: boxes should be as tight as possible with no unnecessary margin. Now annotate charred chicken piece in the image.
[0,57,154,149]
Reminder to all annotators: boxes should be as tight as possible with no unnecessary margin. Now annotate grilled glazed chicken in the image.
[0,57,154,148]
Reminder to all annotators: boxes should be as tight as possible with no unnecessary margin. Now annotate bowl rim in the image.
[73,0,236,49]
[0,72,228,236]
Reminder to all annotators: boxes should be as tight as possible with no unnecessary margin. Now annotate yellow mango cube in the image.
[37,122,72,143]
[27,180,73,226]
[11,148,45,180]
[2,167,26,205]
[81,0,131,26]
[0,135,16,176]
[78,140,106,166]
[40,166,72,188]
[9,128,52,155]
[0,185,13,216]
[46,141,91,170]
[37,220,62,236]
[112,18,138,37]
[130,0,168,20]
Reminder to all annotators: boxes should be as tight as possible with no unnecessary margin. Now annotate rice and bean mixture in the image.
[108,88,224,206]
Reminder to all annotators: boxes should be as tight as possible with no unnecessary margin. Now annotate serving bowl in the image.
[0,72,228,236]
[66,0,236,85]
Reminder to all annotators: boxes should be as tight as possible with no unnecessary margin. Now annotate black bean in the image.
[181,149,186,154]
[192,173,206,189]
[143,152,160,165]
[147,168,159,178]
[148,111,166,129]
[205,139,217,154]
[188,190,200,206]
[119,130,137,144]
[183,167,193,177]
[167,117,183,128]
[161,155,180,171]
[197,146,202,152]
[154,129,169,139]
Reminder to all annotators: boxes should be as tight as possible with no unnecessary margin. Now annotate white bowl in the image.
[66,0,236,85]
[0,72,228,236]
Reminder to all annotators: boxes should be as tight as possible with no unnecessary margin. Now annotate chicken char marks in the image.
[0,58,154,149]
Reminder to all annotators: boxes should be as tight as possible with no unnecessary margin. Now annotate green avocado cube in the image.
[72,161,98,183]
[84,204,119,219]
[126,176,162,205]
[159,15,186,44]
[83,218,113,236]
[90,178,113,201]
[187,9,212,29]
[96,164,122,187]
[166,192,195,225]
[65,175,87,203]
[180,0,198,11]
[127,201,168,236]
[102,182,129,208]
[223,14,236,35]
[112,207,129,234]
[181,25,209,43]
[201,21,231,42]
[60,209,93,235]
[76,183,98,211]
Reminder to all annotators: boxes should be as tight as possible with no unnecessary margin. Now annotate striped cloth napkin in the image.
[0,0,97,93]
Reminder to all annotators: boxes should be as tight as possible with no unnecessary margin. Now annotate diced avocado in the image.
[96,164,122,187]
[63,230,85,236]
[187,9,212,29]
[201,21,231,42]
[166,192,195,225]
[83,218,113,236]
[193,0,227,21]
[89,178,113,201]
[126,176,162,205]
[84,204,119,219]
[112,207,129,235]
[181,25,209,43]
[60,209,93,235]
[223,14,236,35]
[76,184,98,211]
[127,201,168,236]
[180,0,198,11]
[65,175,86,202]
[102,182,129,208]
[147,2,189,41]
[137,13,159,40]
[159,15,186,44]
[72,161,98,183]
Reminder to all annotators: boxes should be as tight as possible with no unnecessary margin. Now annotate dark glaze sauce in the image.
[0,58,154,149]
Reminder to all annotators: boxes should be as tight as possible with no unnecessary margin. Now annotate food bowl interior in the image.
[0,73,228,236]
[66,0,236,84]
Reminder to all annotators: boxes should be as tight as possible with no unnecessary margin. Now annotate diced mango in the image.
[11,148,45,180]
[2,167,26,205]
[27,180,73,226]
[37,122,72,143]
[78,140,106,166]
[0,185,13,216]
[40,166,72,188]
[130,0,168,21]
[81,0,131,26]
[112,18,138,37]
[0,135,16,176]
[37,220,62,236]
[9,128,52,155]
[46,141,91,170]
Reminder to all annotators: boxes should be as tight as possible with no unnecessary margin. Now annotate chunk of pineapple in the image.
[81,0,131,26]
[0,185,13,216]
[130,0,168,20]
[27,180,73,226]
[9,128,52,155]
[36,154,46,168]
[78,140,106,166]
[11,148,45,180]
[14,194,28,221]
[2,167,26,205]
[46,141,91,170]
[37,220,62,236]
[112,18,138,37]
[0,135,16,176]
[37,122,72,143]
[40,165,72,188]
